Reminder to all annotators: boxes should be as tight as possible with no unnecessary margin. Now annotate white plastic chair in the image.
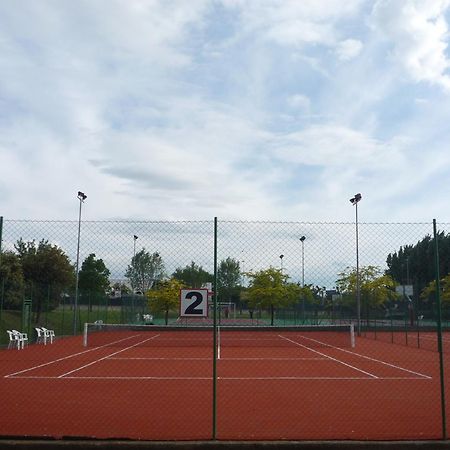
[35,327,45,344]
[7,330,20,349]
[41,327,55,344]
[11,330,28,350]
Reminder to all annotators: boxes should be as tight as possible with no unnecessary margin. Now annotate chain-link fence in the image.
[0,217,448,441]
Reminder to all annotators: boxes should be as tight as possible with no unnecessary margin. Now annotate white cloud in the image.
[335,39,363,61]
[371,0,450,91]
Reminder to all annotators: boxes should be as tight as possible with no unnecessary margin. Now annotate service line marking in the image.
[4,334,156,378]
[278,335,380,379]
[57,335,161,378]
[291,334,432,379]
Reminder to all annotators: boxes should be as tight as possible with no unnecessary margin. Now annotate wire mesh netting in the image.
[0,218,449,441]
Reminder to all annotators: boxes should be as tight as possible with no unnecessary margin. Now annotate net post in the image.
[350,323,355,348]
[83,322,88,347]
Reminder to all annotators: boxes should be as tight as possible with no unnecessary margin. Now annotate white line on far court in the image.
[57,335,161,378]
[291,334,432,379]
[4,334,154,378]
[278,335,380,379]
[5,375,431,381]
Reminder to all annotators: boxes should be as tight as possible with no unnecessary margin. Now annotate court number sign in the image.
[180,289,208,317]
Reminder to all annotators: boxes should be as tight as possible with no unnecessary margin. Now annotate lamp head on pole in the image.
[299,236,306,242]
[279,254,284,260]
[350,193,362,205]
[77,191,87,201]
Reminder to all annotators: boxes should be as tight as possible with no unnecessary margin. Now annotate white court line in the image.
[278,335,379,379]
[4,334,146,378]
[6,375,431,381]
[109,356,328,361]
[294,334,432,379]
[57,334,161,378]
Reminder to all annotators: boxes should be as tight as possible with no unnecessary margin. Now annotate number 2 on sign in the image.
[180,289,208,317]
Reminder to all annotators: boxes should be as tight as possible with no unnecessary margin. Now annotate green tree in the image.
[386,231,450,297]
[245,267,301,325]
[420,273,450,307]
[78,253,111,308]
[147,278,185,325]
[172,261,212,288]
[336,266,397,315]
[125,249,165,294]
[15,239,74,322]
[0,251,25,309]
[217,257,241,303]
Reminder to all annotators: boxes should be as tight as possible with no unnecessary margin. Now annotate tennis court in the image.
[0,324,448,441]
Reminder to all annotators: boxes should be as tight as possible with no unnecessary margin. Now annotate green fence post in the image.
[212,217,218,440]
[433,219,447,439]
[0,216,3,325]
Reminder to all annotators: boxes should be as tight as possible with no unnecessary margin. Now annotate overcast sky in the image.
[1,0,450,223]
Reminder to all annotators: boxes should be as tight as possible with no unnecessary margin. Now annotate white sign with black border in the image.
[180,289,208,317]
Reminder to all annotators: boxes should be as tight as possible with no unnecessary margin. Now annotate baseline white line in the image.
[6,375,431,381]
[57,334,161,378]
[296,334,432,379]
[278,335,379,379]
[109,357,327,361]
[4,334,145,378]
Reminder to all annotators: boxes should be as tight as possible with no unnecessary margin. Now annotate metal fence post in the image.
[212,217,218,439]
[433,219,447,439]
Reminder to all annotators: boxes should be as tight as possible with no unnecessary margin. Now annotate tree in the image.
[245,267,301,325]
[147,278,185,325]
[386,231,450,297]
[420,274,450,307]
[78,254,111,308]
[336,266,397,315]
[217,257,241,303]
[15,239,74,322]
[0,251,25,309]
[125,249,165,294]
[172,261,212,288]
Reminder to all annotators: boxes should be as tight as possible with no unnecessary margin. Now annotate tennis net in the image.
[83,323,355,349]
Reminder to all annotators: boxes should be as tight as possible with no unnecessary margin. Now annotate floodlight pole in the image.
[74,191,87,335]
[299,236,306,322]
[133,235,138,259]
[350,193,362,336]
[279,254,284,271]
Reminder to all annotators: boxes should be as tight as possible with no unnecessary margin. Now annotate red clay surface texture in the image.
[0,330,448,441]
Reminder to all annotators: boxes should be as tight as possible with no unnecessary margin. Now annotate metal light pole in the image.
[299,236,306,323]
[350,193,362,336]
[279,254,284,271]
[133,235,138,259]
[299,236,306,287]
[74,191,87,335]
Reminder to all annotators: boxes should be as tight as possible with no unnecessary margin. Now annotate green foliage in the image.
[245,267,301,324]
[125,249,165,294]
[0,251,25,309]
[79,253,111,296]
[420,274,450,306]
[172,261,212,288]
[337,265,397,309]
[15,239,74,321]
[217,257,241,302]
[386,231,450,292]
[147,278,185,325]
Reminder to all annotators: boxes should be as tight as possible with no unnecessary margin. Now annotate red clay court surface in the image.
[0,329,449,441]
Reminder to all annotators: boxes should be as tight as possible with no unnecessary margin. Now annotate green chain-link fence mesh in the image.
[0,218,448,440]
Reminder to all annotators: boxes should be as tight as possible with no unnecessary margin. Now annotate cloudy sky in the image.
[1,0,450,223]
